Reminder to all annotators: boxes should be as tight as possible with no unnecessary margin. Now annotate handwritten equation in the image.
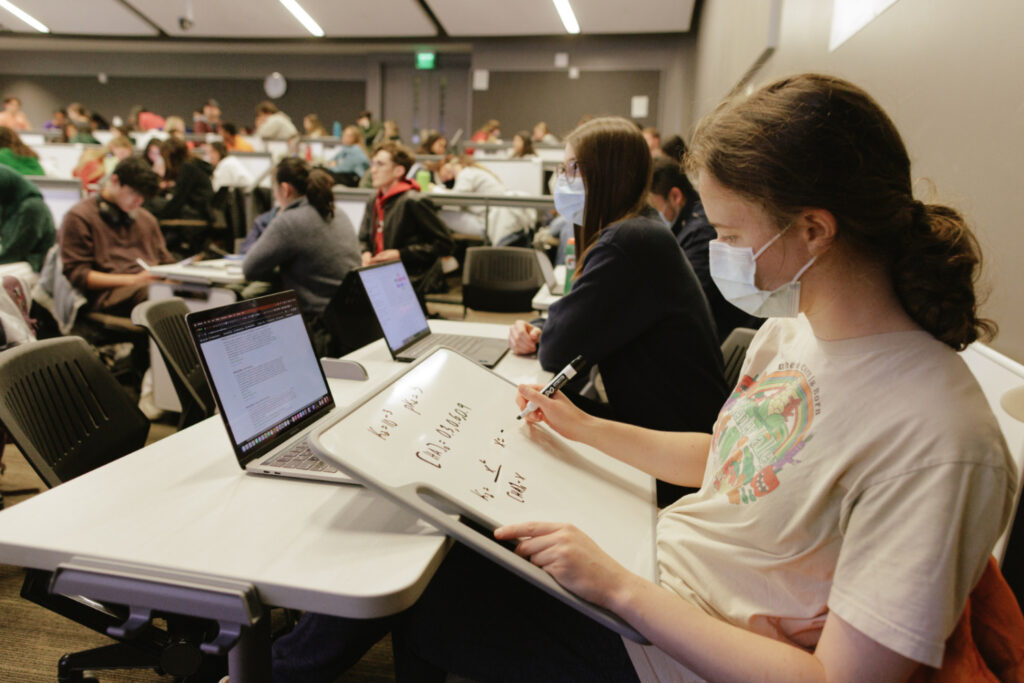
[471,428,528,504]
[366,384,527,505]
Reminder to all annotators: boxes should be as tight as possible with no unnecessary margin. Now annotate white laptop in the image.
[535,249,564,297]
[186,291,353,484]
[357,260,509,368]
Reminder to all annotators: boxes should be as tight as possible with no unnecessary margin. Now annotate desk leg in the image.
[228,616,272,683]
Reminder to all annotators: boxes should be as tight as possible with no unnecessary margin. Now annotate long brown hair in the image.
[565,116,651,274]
[0,126,38,159]
[686,73,994,350]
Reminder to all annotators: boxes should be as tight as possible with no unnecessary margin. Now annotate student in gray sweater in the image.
[243,158,360,353]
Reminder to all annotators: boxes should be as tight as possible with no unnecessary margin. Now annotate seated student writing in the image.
[508,117,728,506]
[272,74,1016,683]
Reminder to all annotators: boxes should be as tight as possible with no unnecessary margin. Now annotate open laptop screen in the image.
[357,261,429,351]
[189,292,333,459]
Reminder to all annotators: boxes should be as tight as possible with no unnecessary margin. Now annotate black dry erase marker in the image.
[517,355,586,420]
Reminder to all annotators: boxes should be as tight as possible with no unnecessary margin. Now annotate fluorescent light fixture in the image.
[0,0,50,33]
[552,0,580,34]
[278,0,324,37]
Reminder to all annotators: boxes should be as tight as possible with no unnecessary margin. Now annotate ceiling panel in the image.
[6,0,158,35]
[428,0,694,36]
[1,0,691,39]
[575,0,695,33]
[428,0,565,37]
[128,0,436,38]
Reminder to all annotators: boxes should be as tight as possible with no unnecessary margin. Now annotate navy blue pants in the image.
[272,543,640,682]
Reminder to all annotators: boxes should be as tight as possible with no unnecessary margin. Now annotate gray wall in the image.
[471,70,660,140]
[0,35,692,143]
[693,0,1024,363]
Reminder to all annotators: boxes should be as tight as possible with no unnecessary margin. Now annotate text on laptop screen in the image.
[191,296,331,453]
[358,262,428,351]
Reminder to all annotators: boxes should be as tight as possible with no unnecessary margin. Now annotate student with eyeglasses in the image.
[508,116,728,507]
[272,75,1015,683]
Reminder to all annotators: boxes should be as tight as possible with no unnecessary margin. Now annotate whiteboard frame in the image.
[310,348,655,643]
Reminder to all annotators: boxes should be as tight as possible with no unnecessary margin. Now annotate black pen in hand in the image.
[517,355,586,420]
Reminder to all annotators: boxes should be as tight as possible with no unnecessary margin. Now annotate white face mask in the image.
[553,174,585,225]
[709,229,816,318]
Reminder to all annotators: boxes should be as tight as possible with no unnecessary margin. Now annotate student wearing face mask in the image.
[650,156,762,341]
[508,117,728,507]
[272,74,1016,683]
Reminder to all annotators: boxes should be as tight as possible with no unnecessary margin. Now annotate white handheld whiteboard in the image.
[311,348,656,642]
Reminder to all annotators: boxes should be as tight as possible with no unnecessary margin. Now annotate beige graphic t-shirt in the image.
[625,316,1016,681]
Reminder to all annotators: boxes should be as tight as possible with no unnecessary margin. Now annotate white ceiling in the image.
[0,0,695,39]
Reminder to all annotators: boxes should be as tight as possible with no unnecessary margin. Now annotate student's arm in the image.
[242,213,291,281]
[84,270,155,290]
[495,520,917,683]
[516,384,710,485]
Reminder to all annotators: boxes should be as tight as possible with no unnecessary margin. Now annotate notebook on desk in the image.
[186,291,353,484]
[357,260,509,368]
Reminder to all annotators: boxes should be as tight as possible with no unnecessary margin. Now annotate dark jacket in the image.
[358,181,453,291]
[540,214,728,469]
[672,199,762,342]
[155,158,215,223]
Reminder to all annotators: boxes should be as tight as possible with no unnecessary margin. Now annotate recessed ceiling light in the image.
[0,0,50,33]
[278,0,324,37]
[552,0,580,34]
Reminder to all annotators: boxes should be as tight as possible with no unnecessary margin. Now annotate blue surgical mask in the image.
[708,229,816,318]
[553,174,585,225]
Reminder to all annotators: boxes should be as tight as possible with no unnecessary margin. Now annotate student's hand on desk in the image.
[494,521,630,608]
[508,320,541,354]
[368,249,401,264]
[516,384,592,443]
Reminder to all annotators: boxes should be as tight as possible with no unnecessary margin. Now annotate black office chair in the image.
[461,246,544,313]
[0,336,226,680]
[720,327,757,390]
[132,298,216,430]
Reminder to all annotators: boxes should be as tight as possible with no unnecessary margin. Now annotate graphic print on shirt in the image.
[710,363,818,504]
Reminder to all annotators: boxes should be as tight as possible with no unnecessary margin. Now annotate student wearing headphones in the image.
[274,75,1015,683]
[59,156,171,316]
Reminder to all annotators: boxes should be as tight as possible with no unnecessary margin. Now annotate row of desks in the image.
[0,321,644,679]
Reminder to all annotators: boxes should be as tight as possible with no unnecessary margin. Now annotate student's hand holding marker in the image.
[515,383,593,443]
[508,320,542,355]
[494,521,634,609]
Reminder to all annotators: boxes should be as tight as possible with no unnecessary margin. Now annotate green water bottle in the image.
[564,238,575,294]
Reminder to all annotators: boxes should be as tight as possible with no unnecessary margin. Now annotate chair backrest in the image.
[720,327,757,390]
[0,336,150,488]
[131,298,216,427]
[461,246,544,313]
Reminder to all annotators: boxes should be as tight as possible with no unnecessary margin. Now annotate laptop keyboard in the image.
[263,439,338,473]
[405,334,498,358]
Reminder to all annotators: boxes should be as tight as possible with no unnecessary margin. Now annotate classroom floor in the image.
[0,303,528,681]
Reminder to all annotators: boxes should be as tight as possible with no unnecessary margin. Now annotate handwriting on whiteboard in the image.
[414,401,471,468]
[471,428,528,504]
[367,386,425,441]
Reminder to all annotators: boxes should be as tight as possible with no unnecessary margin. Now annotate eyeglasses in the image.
[556,160,581,182]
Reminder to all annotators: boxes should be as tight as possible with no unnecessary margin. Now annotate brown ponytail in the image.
[891,202,995,349]
[276,158,336,221]
[687,73,994,350]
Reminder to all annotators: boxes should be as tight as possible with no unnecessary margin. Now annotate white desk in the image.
[0,320,550,678]
[148,259,245,286]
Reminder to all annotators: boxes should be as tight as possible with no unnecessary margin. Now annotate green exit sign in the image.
[415,52,436,70]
